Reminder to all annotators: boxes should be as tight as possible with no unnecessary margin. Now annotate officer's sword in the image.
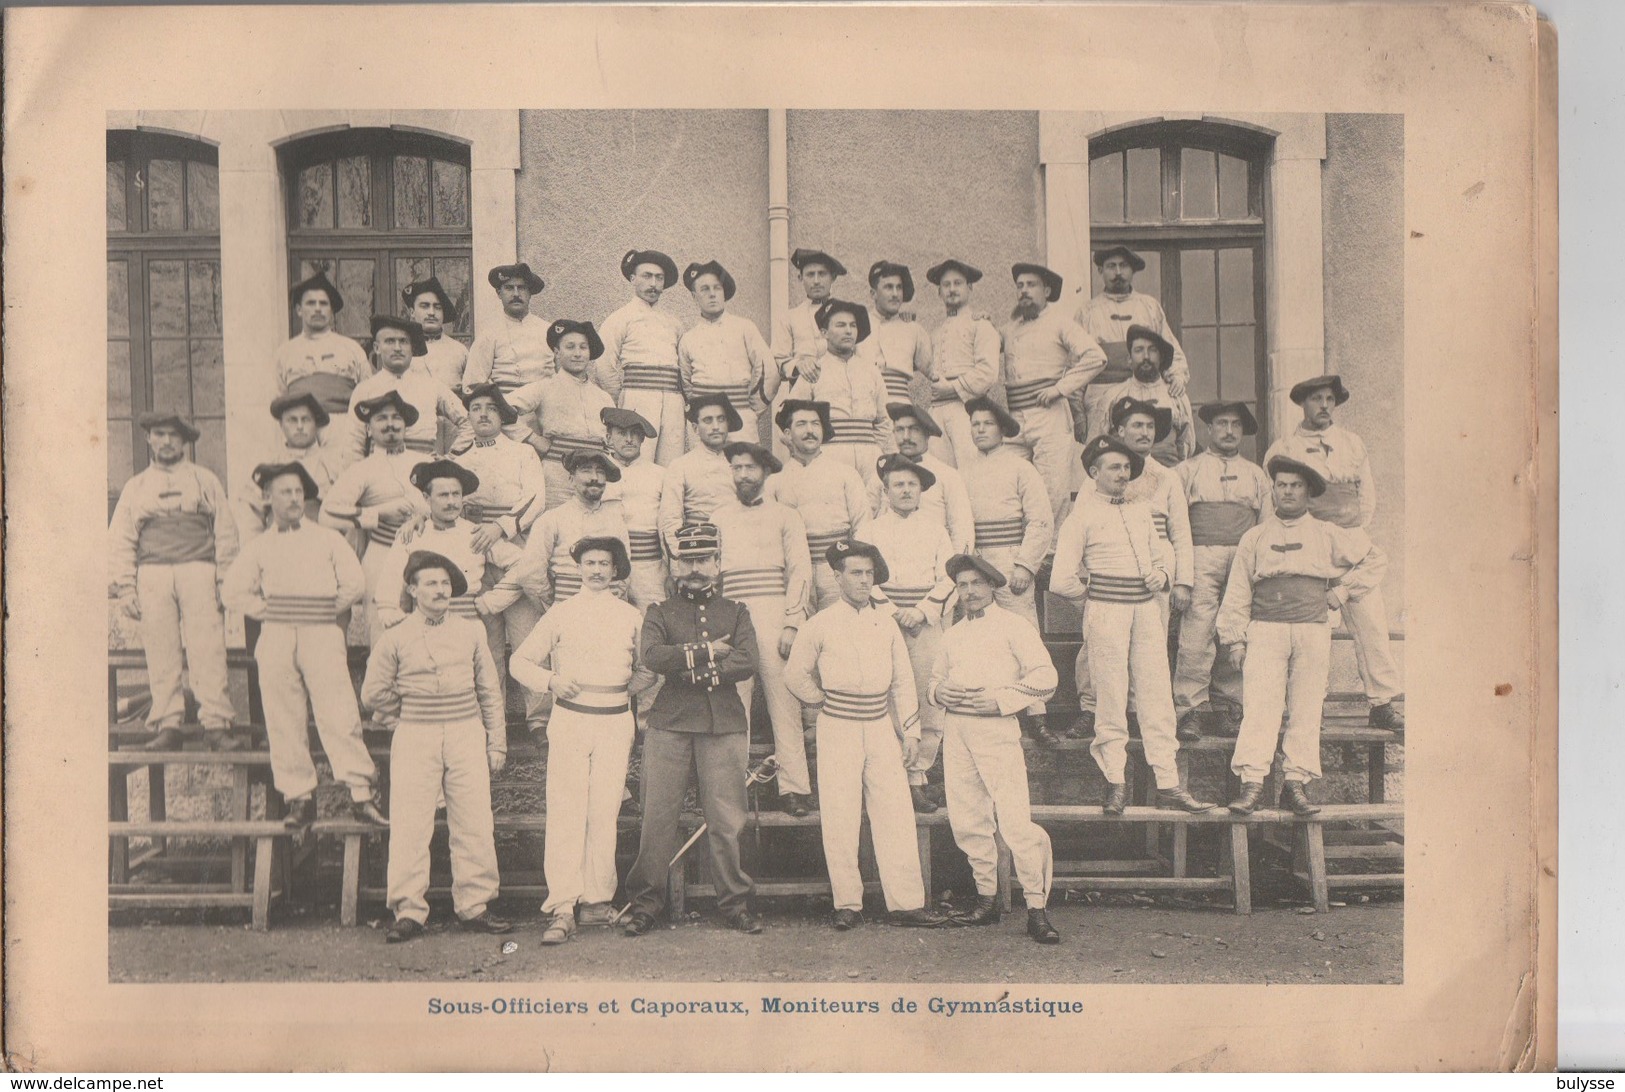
[605,756,780,925]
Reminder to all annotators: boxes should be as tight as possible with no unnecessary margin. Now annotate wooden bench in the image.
[108,820,290,929]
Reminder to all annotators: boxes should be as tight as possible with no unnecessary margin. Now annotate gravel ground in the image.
[110,901,1400,985]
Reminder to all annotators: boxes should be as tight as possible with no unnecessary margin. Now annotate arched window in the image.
[1089,122,1271,454]
[280,129,475,350]
[107,130,224,509]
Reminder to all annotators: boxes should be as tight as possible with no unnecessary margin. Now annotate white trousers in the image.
[1173,544,1244,714]
[136,561,234,730]
[815,713,925,912]
[1232,620,1332,783]
[1076,590,1170,713]
[1087,597,1182,790]
[621,388,687,467]
[541,708,636,914]
[735,595,811,795]
[484,597,543,726]
[901,623,946,786]
[926,401,975,469]
[387,717,500,924]
[255,623,375,800]
[943,713,1052,908]
[977,545,1040,633]
[1344,586,1403,707]
[1008,401,1077,531]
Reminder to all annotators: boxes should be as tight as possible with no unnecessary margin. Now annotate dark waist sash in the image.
[136,512,215,567]
[399,690,482,722]
[722,566,786,599]
[263,594,339,625]
[881,368,913,402]
[1308,481,1363,529]
[1087,573,1153,604]
[1251,575,1329,624]
[827,417,878,446]
[285,372,357,417]
[688,381,755,413]
[1005,377,1055,413]
[621,362,683,393]
[821,689,889,721]
[542,434,605,463]
[628,529,663,563]
[1089,342,1133,387]
[806,529,852,557]
[1188,501,1259,546]
[974,518,1025,550]
[558,684,632,716]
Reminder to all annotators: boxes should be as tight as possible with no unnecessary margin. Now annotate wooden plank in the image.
[1324,843,1405,860]
[108,751,273,766]
[1028,804,1404,824]
[109,892,253,909]
[1050,877,1229,891]
[1326,874,1404,888]
[1172,823,1188,879]
[1368,742,1387,804]
[230,765,250,894]
[1229,823,1252,915]
[1305,823,1330,913]
[341,834,362,927]
[109,768,130,884]
[251,836,274,930]
[1053,859,1164,875]
[111,821,291,836]
[110,883,235,895]
[916,824,932,900]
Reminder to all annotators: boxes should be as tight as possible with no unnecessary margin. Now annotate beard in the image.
[1014,300,1041,321]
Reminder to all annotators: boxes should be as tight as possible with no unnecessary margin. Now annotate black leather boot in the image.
[1228,781,1265,815]
[1369,702,1405,735]
[1023,714,1062,749]
[1157,786,1218,813]
[1281,780,1322,817]
[952,895,1001,926]
[1102,783,1128,816]
[1175,709,1204,742]
[1026,908,1060,944]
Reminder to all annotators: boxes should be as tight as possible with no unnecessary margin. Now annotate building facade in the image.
[106,109,1404,635]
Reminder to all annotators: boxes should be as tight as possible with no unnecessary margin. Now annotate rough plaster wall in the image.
[785,110,1042,324]
[1323,113,1406,632]
[516,111,771,334]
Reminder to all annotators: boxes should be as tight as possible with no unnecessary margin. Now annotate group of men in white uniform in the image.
[110,242,1401,946]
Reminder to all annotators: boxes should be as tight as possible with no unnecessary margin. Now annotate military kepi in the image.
[672,522,721,558]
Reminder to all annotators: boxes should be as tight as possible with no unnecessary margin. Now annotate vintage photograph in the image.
[102,107,1405,986]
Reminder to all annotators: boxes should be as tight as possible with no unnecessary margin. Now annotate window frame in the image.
[1088,122,1272,452]
[279,129,475,348]
[108,130,224,510]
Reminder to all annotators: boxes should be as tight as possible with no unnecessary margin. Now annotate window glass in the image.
[1218,153,1250,219]
[337,155,373,228]
[1180,249,1216,325]
[298,162,334,228]
[186,161,219,231]
[1218,248,1254,323]
[190,340,226,414]
[1180,147,1218,219]
[107,340,132,417]
[148,260,188,337]
[146,159,185,231]
[1089,152,1124,223]
[107,161,127,232]
[432,159,469,228]
[108,260,130,339]
[1126,147,1162,221]
[435,257,473,336]
[1219,325,1256,402]
[150,338,191,412]
[188,259,223,336]
[394,155,431,228]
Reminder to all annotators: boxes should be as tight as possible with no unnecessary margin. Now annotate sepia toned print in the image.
[3,2,1552,1072]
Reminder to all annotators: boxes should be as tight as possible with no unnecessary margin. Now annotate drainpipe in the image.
[767,109,790,335]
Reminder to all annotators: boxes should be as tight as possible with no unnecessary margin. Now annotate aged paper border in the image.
[1,2,1555,1072]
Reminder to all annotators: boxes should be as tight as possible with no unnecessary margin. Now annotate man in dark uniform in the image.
[622,522,763,937]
